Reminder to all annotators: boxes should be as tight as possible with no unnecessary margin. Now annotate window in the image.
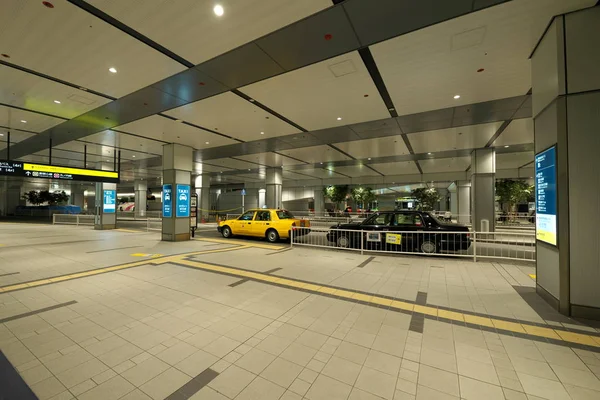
[393,213,417,226]
[276,210,294,219]
[256,211,271,221]
[362,213,392,226]
[238,211,255,221]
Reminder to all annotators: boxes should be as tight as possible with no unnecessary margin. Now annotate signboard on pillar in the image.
[176,184,190,218]
[103,190,116,213]
[163,184,172,218]
[535,146,557,246]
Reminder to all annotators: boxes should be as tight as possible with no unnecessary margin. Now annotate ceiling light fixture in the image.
[108,67,117,73]
[428,152,432,155]
[205,141,210,145]
[213,4,224,16]
[260,132,264,135]
[453,95,461,99]
[21,120,27,123]
[54,100,61,104]
[337,117,342,121]
[132,155,136,158]
[504,145,510,148]
[368,157,372,160]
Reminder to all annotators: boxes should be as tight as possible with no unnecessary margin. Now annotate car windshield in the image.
[362,213,391,225]
[423,212,443,225]
[276,210,294,219]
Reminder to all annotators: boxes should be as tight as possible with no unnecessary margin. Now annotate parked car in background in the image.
[326,211,470,254]
[218,209,311,243]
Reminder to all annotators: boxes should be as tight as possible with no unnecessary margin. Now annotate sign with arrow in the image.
[0,160,119,183]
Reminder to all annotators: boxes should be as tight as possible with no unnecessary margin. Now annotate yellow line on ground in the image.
[177,258,600,350]
[193,237,284,250]
[529,274,537,279]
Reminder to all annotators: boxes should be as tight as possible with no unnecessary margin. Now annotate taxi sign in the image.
[0,160,119,183]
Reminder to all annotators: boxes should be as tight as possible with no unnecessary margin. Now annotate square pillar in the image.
[94,182,117,230]
[471,148,495,232]
[134,180,147,217]
[266,167,282,209]
[162,144,192,241]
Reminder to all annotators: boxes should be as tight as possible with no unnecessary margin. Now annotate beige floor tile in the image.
[119,389,153,400]
[457,356,500,385]
[56,358,109,388]
[459,376,504,400]
[364,349,402,376]
[236,376,286,400]
[235,348,277,374]
[31,376,67,400]
[139,367,190,400]
[208,365,256,398]
[551,364,600,391]
[280,342,318,366]
[184,329,221,348]
[503,388,528,400]
[189,386,228,399]
[78,375,135,400]
[97,343,143,368]
[289,378,311,396]
[203,336,241,358]
[296,329,329,350]
[155,341,197,365]
[418,365,459,397]
[21,363,53,386]
[256,334,294,356]
[175,349,219,377]
[415,385,459,400]
[260,357,303,387]
[355,366,397,400]
[564,383,600,400]
[517,372,571,400]
[305,374,352,400]
[334,341,370,365]
[280,390,303,400]
[349,387,389,400]
[70,379,97,396]
[121,356,170,387]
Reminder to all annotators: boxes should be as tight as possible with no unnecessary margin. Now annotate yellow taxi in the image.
[217,209,311,242]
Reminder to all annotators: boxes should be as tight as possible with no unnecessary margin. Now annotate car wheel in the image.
[266,229,280,243]
[221,226,232,238]
[420,240,437,254]
[337,235,350,248]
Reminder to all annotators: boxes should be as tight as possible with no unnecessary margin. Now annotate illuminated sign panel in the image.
[176,185,190,218]
[163,185,173,218]
[103,190,116,213]
[535,146,557,246]
[0,160,119,183]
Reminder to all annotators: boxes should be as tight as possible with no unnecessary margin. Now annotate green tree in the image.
[351,187,376,209]
[495,179,533,212]
[410,187,441,211]
[22,190,69,206]
[323,185,349,210]
[22,190,42,205]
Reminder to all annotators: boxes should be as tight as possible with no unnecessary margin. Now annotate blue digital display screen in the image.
[103,190,116,214]
[535,146,557,246]
[176,184,190,218]
[163,184,172,218]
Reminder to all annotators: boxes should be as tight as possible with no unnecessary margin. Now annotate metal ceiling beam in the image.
[0,0,513,161]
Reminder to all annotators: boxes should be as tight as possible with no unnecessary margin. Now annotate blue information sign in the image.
[103,190,116,213]
[535,146,557,246]
[163,184,172,218]
[176,184,190,218]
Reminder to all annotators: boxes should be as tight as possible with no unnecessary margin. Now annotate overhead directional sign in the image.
[0,160,119,183]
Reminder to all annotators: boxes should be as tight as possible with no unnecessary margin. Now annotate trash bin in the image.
[480,219,490,232]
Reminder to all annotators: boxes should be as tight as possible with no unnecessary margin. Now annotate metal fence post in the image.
[473,231,477,262]
[360,229,364,255]
[290,228,294,249]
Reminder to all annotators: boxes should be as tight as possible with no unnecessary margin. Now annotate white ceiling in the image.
[493,118,534,147]
[333,135,410,159]
[497,151,534,169]
[371,0,596,116]
[370,161,421,176]
[0,0,185,98]
[331,165,381,178]
[241,51,390,131]
[86,0,331,65]
[164,92,301,141]
[278,145,352,164]
[115,115,237,149]
[234,152,305,167]
[204,157,262,170]
[409,122,502,154]
[419,157,471,173]
[0,104,65,133]
[83,130,165,156]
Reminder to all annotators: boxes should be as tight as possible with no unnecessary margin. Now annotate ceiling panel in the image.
[115,115,237,149]
[164,92,301,141]
[278,145,352,164]
[0,0,186,98]
[492,118,533,147]
[333,135,410,159]
[369,161,421,176]
[84,130,165,155]
[194,163,234,174]
[292,168,342,179]
[283,170,320,180]
[419,156,471,173]
[203,158,261,170]
[0,127,36,144]
[234,152,305,167]
[497,151,533,169]
[371,0,596,116]
[409,122,501,154]
[331,165,381,178]
[0,66,111,119]
[241,51,390,131]
[0,105,65,133]
[86,0,331,65]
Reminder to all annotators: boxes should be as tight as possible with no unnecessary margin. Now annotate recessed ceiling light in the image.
[337,117,342,121]
[132,155,136,158]
[21,120,27,123]
[0,133,4,137]
[504,145,510,148]
[205,141,210,145]
[453,95,461,99]
[175,119,183,123]
[213,4,224,16]
[108,67,117,73]
[248,169,251,171]
[428,152,432,155]
[54,100,61,104]
[368,157,372,160]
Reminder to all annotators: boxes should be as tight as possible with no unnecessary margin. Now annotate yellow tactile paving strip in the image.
[174,258,600,350]
[1,240,599,350]
[193,237,284,250]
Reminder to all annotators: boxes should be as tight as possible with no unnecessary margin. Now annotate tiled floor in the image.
[1,223,600,400]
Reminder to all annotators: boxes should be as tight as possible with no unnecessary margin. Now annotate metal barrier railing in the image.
[117,211,162,220]
[146,218,162,232]
[52,214,95,226]
[290,227,535,262]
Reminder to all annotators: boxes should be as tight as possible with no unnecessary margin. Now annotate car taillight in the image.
[291,222,296,227]
[466,233,470,238]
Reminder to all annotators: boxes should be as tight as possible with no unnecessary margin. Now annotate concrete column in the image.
[313,189,324,214]
[71,184,86,210]
[134,180,147,217]
[194,175,210,222]
[162,144,193,241]
[448,183,458,217]
[456,181,471,225]
[437,188,449,212]
[532,7,600,318]
[265,167,282,209]
[471,148,495,232]
[94,182,117,230]
[258,189,266,209]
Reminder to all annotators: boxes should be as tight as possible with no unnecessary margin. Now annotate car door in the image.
[250,210,271,237]
[233,211,255,235]
[387,212,421,252]
[360,213,392,251]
